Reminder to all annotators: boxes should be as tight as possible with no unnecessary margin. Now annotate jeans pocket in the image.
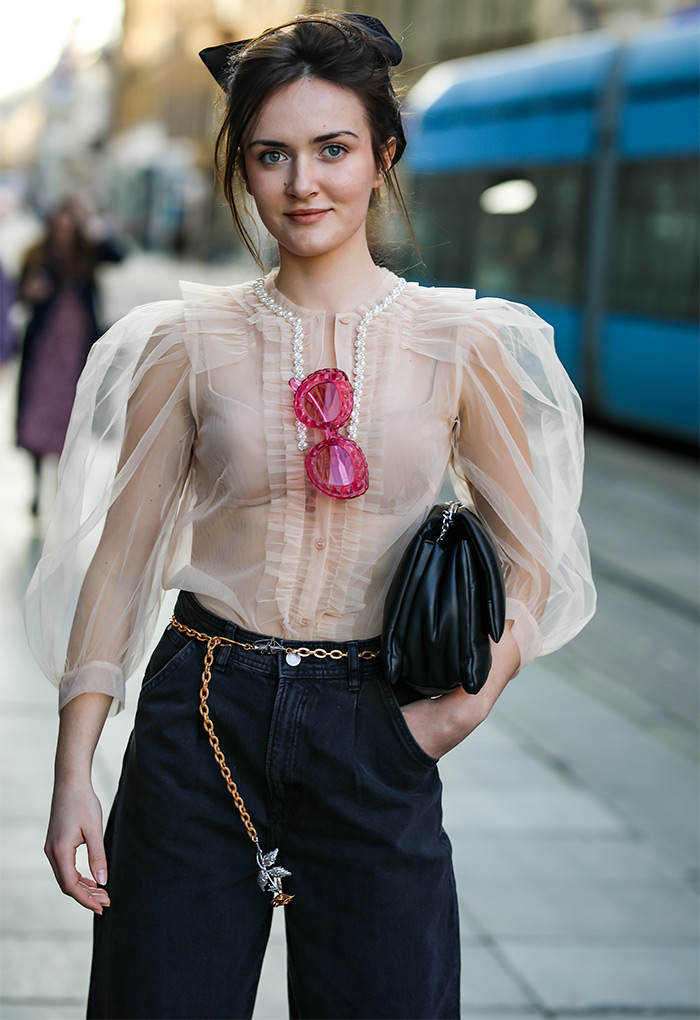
[139,626,198,702]
[377,677,439,770]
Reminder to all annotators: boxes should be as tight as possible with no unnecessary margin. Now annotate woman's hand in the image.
[45,692,113,913]
[21,267,53,304]
[45,778,111,914]
[401,686,491,760]
[400,623,521,760]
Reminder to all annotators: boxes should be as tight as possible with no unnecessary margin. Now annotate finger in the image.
[78,878,111,906]
[48,841,110,913]
[85,825,108,888]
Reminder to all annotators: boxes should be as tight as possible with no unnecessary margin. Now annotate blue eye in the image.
[322,144,347,159]
[260,150,286,165]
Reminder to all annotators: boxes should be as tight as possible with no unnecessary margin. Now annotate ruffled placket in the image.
[256,271,402,639]
[259,299,320,636]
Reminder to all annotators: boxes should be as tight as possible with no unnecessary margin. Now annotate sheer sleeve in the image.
[23,301,196,715]
[449,297,596,668]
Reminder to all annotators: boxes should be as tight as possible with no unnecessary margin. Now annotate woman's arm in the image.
[35,316,195,910]
[45,693,113,914]
[400,298,595,756]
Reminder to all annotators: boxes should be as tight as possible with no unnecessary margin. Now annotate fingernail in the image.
[96,870,107,885]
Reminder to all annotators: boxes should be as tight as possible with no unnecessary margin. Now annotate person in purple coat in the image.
[16,200,122,514]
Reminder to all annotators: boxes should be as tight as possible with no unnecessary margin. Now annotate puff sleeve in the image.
[23,301,196,715]
[450,297,596,668]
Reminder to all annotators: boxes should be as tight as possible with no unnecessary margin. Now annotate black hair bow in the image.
[199,13,402,89]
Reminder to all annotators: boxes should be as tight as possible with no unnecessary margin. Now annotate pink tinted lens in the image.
[303,381,343,424]
[306,437,369,499]
[292,368,353,429]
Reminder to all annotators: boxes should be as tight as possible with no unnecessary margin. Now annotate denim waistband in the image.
[172,591,383,682]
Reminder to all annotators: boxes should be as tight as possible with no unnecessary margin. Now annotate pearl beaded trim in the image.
[253,276,407,451]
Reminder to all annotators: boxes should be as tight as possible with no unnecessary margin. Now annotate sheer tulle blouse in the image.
[24,268,596,714]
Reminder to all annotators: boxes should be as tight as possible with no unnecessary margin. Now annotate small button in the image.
[315,538,325,550]
[338,315,350,324]
[300,617,311,627]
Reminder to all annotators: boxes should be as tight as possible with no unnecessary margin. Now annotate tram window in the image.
[609,160,699,321]
[411,166,586,302]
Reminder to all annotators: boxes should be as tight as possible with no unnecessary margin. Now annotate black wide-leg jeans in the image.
[87,592,460,1020]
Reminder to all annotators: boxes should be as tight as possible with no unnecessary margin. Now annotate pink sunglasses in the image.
[289,369,369,499]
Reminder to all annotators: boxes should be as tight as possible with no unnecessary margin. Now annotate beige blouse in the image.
[24,268,596,715]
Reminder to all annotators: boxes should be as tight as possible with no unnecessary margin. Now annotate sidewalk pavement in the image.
[1,253,698,1019]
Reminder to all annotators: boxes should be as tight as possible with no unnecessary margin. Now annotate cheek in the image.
[332,162,380,206]
[245,167,277,211]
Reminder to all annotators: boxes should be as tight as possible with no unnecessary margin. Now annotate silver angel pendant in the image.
[256,846,294,907]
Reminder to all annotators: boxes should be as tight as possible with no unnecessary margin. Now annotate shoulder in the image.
[407,281,477,317]
[178,278,258,367]
[78,299,191,394]
[101,298,186,340]
[179,277,256,315]
[403,282,559,373]
[407,282,552,335]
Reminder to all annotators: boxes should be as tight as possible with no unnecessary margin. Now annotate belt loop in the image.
[217,619,237,670]
[347,642,360,692]
[216,643,231,670]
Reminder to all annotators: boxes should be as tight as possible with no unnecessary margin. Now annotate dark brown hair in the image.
[22,201,97,284]
[214,12,416,266]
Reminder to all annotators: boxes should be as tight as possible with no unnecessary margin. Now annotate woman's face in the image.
[51,209,79,247]
[244,77,387,263]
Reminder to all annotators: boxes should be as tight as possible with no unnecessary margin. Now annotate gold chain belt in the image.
[170,614,379,906]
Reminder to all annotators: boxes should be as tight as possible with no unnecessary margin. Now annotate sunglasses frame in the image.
[289,369,369,499]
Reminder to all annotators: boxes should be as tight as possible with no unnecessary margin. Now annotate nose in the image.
[285,155,318,199]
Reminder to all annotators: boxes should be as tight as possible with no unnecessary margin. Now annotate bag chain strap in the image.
[170,616,294,907]
[438,500,462,543]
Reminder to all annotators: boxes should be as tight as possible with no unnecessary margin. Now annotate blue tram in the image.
[404,18,699,443]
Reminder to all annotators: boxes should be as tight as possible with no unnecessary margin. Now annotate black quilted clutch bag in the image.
[381,502,506,697]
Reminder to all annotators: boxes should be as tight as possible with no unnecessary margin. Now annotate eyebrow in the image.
[248,130,359,148]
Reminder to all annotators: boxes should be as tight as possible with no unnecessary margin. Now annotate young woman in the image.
[26,13,596,1020]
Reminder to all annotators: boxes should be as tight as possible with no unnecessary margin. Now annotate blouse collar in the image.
[258,266,401,320]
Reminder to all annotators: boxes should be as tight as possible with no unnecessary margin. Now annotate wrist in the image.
[54,752,94,787]
[452,686,491,731]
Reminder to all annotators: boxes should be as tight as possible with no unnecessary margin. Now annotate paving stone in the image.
[445,784,623,835]
[460,942,538,1010]
[496,667,699,869]
[253,914,287,1020]
[453,832,686,883]
[459,876,698,939]
[499,940,700,1011]
[1,934,91,999]
[0,1004,85,1019]
[1,872,96,935]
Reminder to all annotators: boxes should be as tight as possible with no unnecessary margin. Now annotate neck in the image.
[273,240,387,315]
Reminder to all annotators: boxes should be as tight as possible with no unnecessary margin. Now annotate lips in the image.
[284,209,330,224]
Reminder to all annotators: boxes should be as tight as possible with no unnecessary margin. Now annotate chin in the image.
[278,235,342,260]
[276,223,367,261]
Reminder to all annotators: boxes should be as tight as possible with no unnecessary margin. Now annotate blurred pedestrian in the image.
[0,261,17,365]
[15,200,123,515]
[26,12,596,1020]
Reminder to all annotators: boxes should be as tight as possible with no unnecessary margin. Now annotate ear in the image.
[374,137,397,187]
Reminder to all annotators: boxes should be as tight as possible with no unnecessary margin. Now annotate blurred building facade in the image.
[333,0,700,85]
[323,0,584,83]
